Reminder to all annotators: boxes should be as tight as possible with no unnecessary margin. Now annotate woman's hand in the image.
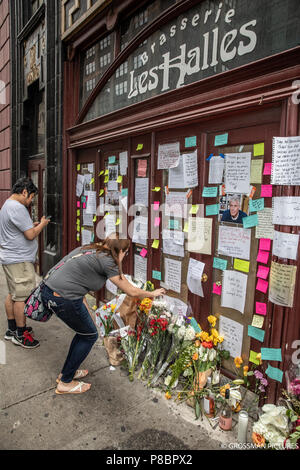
[151,288,166,298]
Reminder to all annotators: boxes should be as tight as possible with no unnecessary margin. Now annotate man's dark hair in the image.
[11,177,38,196]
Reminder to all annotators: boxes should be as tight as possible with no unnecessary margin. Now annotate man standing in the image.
[221,195,248,224]
[0,177,49,349]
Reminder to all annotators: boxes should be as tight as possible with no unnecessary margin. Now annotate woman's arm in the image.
[109,275,165,299]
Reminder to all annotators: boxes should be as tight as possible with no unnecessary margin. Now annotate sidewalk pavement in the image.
[0,266,249,451]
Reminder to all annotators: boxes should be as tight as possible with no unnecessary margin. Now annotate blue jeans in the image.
[42,284,98,383]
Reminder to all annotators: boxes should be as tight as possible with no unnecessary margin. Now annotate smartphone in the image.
[46,215,52,220]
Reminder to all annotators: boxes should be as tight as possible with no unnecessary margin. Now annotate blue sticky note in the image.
[185,136,197,148]
[121,188,128,197]
[248,325,265,342]
[206,204,219,216]
[214,133,228,146]
[249,198,265,212]
[266,364,283,383]
[189,317,201,333]
[169,219,180,230]
[243,213,258,229]
[261,348,282,362]
[108,156,116,164]
[152,270,162,281]
[202,187,218,198]
[213,257,228,271]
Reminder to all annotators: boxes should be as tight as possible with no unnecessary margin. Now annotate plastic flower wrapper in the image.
[95,302,117,337]
[146,313,169,385]
[121,325,146,381]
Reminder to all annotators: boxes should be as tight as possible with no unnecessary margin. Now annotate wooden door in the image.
[28,158,45,275]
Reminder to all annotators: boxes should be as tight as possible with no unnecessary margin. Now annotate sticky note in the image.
[256,278,269,294]
[115,218,121,226]
[77,201,80,208]
[152,270,162,281]
[259,238,271,251]
[154,217,160,227]
[234,258,250,273]
[183,222,189,233]
[189,317,201,333]
[104,212,110,218]
[93,216,97,222]
[152,239,159,249]
[81,196,86,203]
[151,187,161,192]
[189,205,199,215]
[169,219,180,230]
[108,156,116,164]
[242,213,258,228]
[213,283,222,295]
[248,325,265,342]
[185,136,197,147]
[261,348,282,362]
[76,226,80,232]
[76,233,80,241]
[77,164,81,171]
[83,203,86,209]
[202,187,218,198]
[206,204,219,216]
[213,257,228,271]
[99,170,104,176]
[214,133,228,146]
[136,144,143,151]
[77,210,80,217]
[261,185,272,197]
[99,189,104,196]
[257,250,269,264]
[256,302,267,315]
[249,350,261,365]
[253,142,264,156]
[257,265,270,280]
[121,188,128,197]
[249,198,264,212]
[266,365,283,383]
[117,175,122,183]
[263,163,272,175]
[153,201,160,211]
[252,315,264,329]
[104,176,109,183]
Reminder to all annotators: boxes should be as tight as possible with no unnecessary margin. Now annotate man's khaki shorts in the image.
[2,262,36,302]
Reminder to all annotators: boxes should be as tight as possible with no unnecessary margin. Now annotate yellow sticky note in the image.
[115,218,121,226]
[104,176,109,183]
[234,258,250,273]
[253,143,264,156]
[152,239,159,249]
[189,205,198,215]
[93,216,97,222]
[136,144,143,151]
[99,189,104,196]
[117,175,122,183]
[252,314,264,329]
[77,164,81,171]
[99,170,104,176]
[76,233,80,241]
[76,226,80,232]
[76,218,80,225]
[183,222,189,233]
[104,212,110,218]
[90,178,95,184]
[104,169,109,175]
[77,210,80,216]
[249,350,260,365]
[151,187,161,192]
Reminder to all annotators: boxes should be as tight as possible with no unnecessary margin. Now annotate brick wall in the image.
[0,0,11,207]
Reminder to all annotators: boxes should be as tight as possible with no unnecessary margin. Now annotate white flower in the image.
[184,326,195,341]
[168,324,174,333]
[152,300,168,309]
[183,367,193,377]
[177,326,186,339]
[208,348,217,362]
[164,375,172,386]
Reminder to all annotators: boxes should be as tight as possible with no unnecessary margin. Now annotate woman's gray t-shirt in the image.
[45,247,119,299]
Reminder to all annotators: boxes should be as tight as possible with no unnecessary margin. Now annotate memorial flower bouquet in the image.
[120,323,147,381]
[95,302,117,337]
[252,404,290,449]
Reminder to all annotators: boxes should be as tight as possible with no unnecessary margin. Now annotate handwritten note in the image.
[187,217,212,255]
[208,156,225,184]
[213,257,228,271]
[168,151,198,188]
[273,230,299,261]
[218,225,251,260]
[261,348,282,362]
[250,159,263,184]
[165,192,188,218]
[152,270,161,281]
[135,178,149,207]
[248,325,265,342]
[273,197,300,226]
[187,258,205,297]
[119,151,128,175]
[263,163,272,175]
[185,136,197,148]
[224,152,251,194]
[252,315,264,328]
[219,316,244,358]
[221,270,248,314]
[259,238,271,251]
[206,204,219,216]
[249,198,264,212]
[266,364,283,383]
[158,142,180,169]
[214,133,228,146]
[134,254,147,283]
[202,186,218,198]
[233,258,250,273]
[255,208,274,240]
[269,261,297,307]
[271,136,300,185]
[164,258,182,293]
[213,283,222,295]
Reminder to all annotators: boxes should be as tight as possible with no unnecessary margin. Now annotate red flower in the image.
[202,341,213,349]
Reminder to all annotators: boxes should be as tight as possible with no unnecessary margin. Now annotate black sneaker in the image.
[12,330,39,349]
[4,327,33,341]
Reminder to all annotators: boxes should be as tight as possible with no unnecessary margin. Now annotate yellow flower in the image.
[177,393,182,400]
[256,353,262,365]
[110,304,117,312]
[195,340,201,348]
[234,356,243,368]
[200,331,210,342]
[243,365,249,376]
[192,353,199,361]
[165,391,172,400]
[208,315,217,327]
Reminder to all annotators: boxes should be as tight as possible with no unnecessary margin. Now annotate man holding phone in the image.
[0,177,50,349]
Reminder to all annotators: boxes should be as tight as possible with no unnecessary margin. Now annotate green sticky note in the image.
[152,239,159,249]
[77,210,80,217]
[249,198,264,212]
[169,219,180,230]
[261,348,282,362]
[249,350,261,365]
[243,213,258,228]
[117,175,122,183]
[104,169,109,175]
[214,133,228,146]
[189,205,199,215]
[202,187,218,198]
[77,164,81,171]
[234,258,250,273]
[183,222,189,233]
[93,216,97,222]
[137,144,143,151]
[99,170,104,176]
[115,218,121,226]
[151,187,161,192]
[248,325,265,342]
[185,136,197,148]
[206,204,219,216]
[253,143,264,156]
[76,233,80,241]
[121,188,128,197]
[266,364,283,383]
[99,189,104,196]
[108,156,116,164]
[152,270,162,281]
[213,257,227,271]
[104,176,109,183]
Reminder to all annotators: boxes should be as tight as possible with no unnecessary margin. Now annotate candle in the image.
[237,410,249,443]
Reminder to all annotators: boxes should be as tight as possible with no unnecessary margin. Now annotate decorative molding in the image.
[61,0,112,38]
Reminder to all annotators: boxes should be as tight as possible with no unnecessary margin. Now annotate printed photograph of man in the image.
[221,195,248,224]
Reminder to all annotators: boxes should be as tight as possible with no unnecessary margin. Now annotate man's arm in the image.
[24,216,49,241]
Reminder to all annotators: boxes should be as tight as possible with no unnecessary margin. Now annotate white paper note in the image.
[187,217,212,255]
[221,270,248,314]
[164,258,182,294]
[82,210,93,227]
[187,258,205,297]
[271,136,300,185]
[105,213,116,237]
[163,295,188,317]
[162,229,184,257]
[76,174,85,197]
[273,230,299,261]
[255,207,274,240]
[132,216,148,245]
[135,178,149,207]
[134,254,147,283]
[218,225,251,260]
[273,197,300,226]
[165,192,188,218]
[158,142,180,169]
[85,191,97,215]
[219,316,244,358]
[168,151,198,188]
[209,156,225,184]
[119,151,128,176]
[81,229,93,246]
[224,152,251,194]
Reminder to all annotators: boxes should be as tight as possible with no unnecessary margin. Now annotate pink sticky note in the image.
[213,283,222,295]
[77,201,80,208]
[261,185,272,197]
[83,203,86,209]
[259,238,271,251]
[257,250,269,264]
[154,201,160,211]
[154,217,160,227]
[140,248,147,258]
[256,302,267,316]
[257,265,270,280]
[256,278,269,294]
[263,163,272,175]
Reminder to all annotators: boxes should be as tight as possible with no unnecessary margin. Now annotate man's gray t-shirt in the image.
[45,247,119,299]
[0,199,37,264]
